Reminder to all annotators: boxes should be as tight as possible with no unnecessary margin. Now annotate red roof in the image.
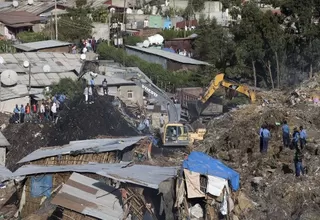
[176,20,198,29]
[0,11,41,25]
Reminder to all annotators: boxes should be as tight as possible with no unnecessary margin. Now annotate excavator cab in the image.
[162,123,190,147]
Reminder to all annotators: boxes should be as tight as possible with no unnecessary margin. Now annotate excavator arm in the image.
[191,73,256,116]
[201,73,256,103]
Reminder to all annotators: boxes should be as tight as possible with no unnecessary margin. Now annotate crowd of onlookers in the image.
[11,94,66,124]
[70,37,99,54]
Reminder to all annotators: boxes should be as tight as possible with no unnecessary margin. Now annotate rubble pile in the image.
[199,92,320,219]
[3,96,140,171]
[49,96,139,146]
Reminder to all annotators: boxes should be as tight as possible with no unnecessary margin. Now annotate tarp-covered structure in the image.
[182,151,240,191]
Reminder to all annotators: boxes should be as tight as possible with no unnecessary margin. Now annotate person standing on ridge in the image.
[282,120,290,148]
[102,78,108,95]
[262,126,270,153]
[13,104,20,123]
[25,103,31,122]
[84,86,89,104]
[20,104,25,123]
[299,126,307,149]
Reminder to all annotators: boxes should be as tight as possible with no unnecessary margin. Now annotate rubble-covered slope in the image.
[199,102,320,220]
[4,96,139,171]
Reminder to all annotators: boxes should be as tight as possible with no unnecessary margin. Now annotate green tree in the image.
[50,78,83,99]
[194,17,233,71]
[76,0,87,8]
[92,7,109,23]
[57,8,93,41]
[124,36,144,46]
[16,31,48,43]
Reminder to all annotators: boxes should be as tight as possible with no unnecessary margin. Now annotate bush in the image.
[17,32,48,43]
[49,78,83,99]
[97,43,201,91]
[124,36,144,46]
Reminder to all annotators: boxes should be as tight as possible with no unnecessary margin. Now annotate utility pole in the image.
[123,0,127,66]
[55,0,58,40]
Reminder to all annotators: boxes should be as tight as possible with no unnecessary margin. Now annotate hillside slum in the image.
[0,76,319,220]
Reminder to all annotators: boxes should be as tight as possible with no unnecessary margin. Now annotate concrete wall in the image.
[126,47,167,69]
[117,85,144,106]
[0,148,5,166]
[37,45,70,53]
[92,22,110,40]
[0,96,29,113]
[101,85,143,106]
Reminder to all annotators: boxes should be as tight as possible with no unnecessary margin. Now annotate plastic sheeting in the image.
[31,175,52,198]
[182,152,240,191]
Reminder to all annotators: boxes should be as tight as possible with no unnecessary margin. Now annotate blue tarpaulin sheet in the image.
[182,152,240,191]
[31,175,53,198]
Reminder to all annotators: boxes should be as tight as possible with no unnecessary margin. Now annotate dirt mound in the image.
[198,103,320,220]
[4,96,140,171]
[48,96,139,146]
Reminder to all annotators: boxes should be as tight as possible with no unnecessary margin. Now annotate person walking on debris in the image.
[13,104,20,123]
[259,125,264,152]
[282,120,290,148]
[83,86,89,104]
[102,78,108,95]
[20,104,25,123]
[292,127,300,150]
[25,103,31,122]
[299,126,307,149]
[294,146,304,177]
[262,125,270,153]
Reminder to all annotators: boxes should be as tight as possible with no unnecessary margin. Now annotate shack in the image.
[14,136,145,217]
[13,40,72,53]
[177,152,240,219]
[125,45,210,71]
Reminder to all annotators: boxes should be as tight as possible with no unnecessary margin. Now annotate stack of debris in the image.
[198,90,320,219]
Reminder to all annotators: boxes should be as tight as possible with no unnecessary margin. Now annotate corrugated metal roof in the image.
[18,71,77,87]
[0,166,13,182]
[0,84,29,101]
[12,162,129,177]
[51,172,124,220]
[97,165,178,189]
[126,45,210,65]
[83,72,135,86]
[0,11,41,25]
[13,40,71,52]
[0,52,82,74]
[18,136,145,163]
[0,2,67,16]
[0,132,10,147]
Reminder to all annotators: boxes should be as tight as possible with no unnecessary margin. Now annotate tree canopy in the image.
[193,0,320,88]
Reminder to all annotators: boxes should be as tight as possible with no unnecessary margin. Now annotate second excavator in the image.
[187,73,256,117]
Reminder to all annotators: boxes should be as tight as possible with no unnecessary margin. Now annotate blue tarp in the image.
[31,175,53,198]
[182,152,240,191]
[162,48,175,53]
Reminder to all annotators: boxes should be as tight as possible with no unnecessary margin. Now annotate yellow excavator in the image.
[190,73,256,116]
[201,73,256,103]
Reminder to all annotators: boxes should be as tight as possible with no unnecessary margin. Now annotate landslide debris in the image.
[3,96,139,171]
[198,99,320,219]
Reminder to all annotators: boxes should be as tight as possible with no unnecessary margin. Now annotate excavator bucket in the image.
[187,100,205,117]
[187,99,224,119]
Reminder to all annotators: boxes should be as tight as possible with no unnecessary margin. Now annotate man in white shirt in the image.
[51,102,57,123]
[40,103,45,122]
[159,114,164,128]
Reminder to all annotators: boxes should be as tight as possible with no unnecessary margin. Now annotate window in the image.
[127,90,133,99]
